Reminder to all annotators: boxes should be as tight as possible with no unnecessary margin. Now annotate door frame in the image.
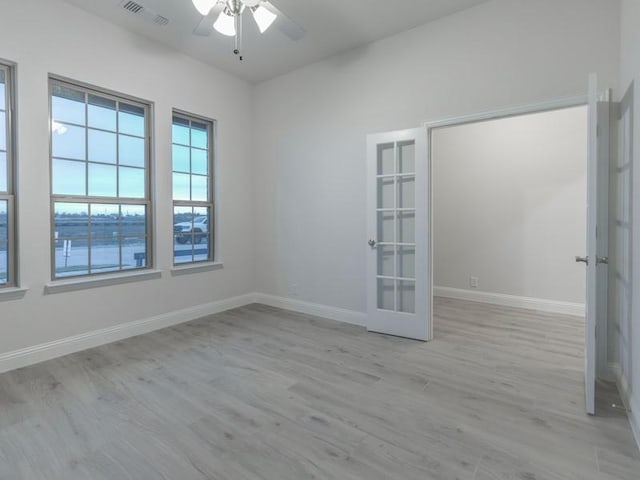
[422,94,608,370]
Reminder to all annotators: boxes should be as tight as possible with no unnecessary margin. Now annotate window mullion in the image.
[116,100,121,198]
[87,203,93,275]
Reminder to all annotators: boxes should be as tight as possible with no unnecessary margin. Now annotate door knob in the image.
[597,256,609,265]
[575,256,589,265]
[368,239,377,248]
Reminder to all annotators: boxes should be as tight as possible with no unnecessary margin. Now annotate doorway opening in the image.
[431,105,588,321]
[429,104,592,403]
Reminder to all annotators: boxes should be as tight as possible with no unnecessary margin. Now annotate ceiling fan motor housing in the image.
[227,0,245,15]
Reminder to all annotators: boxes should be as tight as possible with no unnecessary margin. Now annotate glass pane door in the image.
[376,141,416,314]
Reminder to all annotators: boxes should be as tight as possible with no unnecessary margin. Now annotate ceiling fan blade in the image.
[262,1,305,41]
[193,1,225,36]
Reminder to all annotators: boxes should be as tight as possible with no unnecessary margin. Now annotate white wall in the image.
[0,0,255,355]
[614,0,640,447]
[252,0,620,314]
[432,107,587,304]
[621,0,640,88]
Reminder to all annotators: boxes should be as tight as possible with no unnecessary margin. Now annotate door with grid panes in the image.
[366,128,430,340]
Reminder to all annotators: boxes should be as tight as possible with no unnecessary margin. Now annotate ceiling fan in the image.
[191,0,305,61]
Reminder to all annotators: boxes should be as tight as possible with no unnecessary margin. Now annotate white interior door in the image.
[582,74,611,415]
[610,82,634,412]
[366,128,430,341]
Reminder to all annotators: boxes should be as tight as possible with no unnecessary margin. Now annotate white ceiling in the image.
[62,0,491,83]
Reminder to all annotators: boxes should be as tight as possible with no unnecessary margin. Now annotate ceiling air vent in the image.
[118,0,170,27]
[153,15,170,26]
[122,1,143,14]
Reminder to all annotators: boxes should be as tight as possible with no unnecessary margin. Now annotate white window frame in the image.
[48,76,153,281]
[0,62,16,289]
[171,110,216,266]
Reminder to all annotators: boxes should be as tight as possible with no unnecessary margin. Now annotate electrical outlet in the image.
[469,276,479,289]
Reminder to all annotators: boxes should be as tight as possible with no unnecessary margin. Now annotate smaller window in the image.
[172,112,215,265]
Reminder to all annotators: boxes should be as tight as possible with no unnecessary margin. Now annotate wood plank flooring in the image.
[0,297,639,479]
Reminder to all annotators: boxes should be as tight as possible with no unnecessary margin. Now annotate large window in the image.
[0,64,14,287]
[50,79,151,279]
[172,112,214,265]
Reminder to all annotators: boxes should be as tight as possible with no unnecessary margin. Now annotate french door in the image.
[581,74,612,415]
[366,128,430,341]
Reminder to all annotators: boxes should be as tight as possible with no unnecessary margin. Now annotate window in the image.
[50,79,151,279]
[0,64,14,287]
[172,112,214,265]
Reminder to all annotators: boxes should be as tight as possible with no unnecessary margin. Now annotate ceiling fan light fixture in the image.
[192,0,218,16]
[251,5,277,33]
[214,9,237,37]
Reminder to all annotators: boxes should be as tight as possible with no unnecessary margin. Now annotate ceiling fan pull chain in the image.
[234,13,239,55]
[233,8,243,61]
[238,9,243,61]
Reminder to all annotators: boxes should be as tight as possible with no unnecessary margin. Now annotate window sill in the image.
[0,287,28,302]
[171,261,223,276]
[44,269,162,295]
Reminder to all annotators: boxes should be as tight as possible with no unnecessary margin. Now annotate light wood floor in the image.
[1,298,639,479]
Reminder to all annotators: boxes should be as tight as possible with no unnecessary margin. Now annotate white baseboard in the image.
[434,286,585,317]
[253,293,366,327]
[0,293,366,375]
[610,362,640,452]
[0,288,582,375]
[0,293,255,374]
